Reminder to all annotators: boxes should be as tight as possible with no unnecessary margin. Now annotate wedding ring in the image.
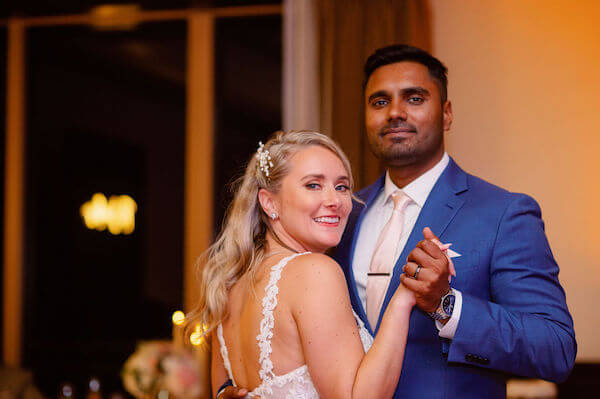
[413,265,422,280]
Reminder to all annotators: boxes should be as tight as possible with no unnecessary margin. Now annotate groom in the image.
[218,45,576,398]
[333,44,576,398]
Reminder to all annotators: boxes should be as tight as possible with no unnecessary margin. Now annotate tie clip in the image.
[367,272,390,276]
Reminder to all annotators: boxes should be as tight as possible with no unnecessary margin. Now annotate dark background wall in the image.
[1,2,283,395]
[213,15,282,231]
[24,21,187,395]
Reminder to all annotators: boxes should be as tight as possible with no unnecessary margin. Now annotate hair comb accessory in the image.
[257,141,274,177]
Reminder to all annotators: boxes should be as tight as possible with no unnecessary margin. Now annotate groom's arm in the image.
[446,194,576,382]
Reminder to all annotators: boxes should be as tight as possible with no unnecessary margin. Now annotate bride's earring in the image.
[270,212,278,220]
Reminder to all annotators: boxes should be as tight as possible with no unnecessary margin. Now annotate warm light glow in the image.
[80,193,137,235]
[190,323,206,347]
[172,310,185,326]
[90,5,141,31]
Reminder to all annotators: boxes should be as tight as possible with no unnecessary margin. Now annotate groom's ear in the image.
[258,188,277,216]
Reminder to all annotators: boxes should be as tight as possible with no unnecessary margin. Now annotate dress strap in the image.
[352,309,374,352]
[256,252,310,382]
[217,324,236,384]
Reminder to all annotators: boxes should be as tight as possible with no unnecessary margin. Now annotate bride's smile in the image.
[259,145,352,254]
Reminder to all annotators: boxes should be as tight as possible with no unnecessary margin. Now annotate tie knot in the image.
[390,190,411,212]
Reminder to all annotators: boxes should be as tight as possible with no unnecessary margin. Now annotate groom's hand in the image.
[218,386,257,399]
[400,227,450,313]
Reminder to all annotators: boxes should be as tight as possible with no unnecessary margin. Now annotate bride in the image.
[190,131,415,398]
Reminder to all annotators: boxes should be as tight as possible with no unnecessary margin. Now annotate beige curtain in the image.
[316,0,432,188]
[283,0,321,132]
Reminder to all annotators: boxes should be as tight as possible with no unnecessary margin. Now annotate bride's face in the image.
[265,145,352,253]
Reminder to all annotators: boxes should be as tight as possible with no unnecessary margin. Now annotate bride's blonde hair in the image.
[186,130,354,337]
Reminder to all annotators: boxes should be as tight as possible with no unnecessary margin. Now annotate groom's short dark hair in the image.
[364,44,448,102]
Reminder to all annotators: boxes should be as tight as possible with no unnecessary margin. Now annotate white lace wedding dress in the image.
[217,252,373,398]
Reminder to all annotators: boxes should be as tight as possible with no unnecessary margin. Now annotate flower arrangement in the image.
[122,341,203,399]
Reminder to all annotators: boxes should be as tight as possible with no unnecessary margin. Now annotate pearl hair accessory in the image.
[257,141,274,178]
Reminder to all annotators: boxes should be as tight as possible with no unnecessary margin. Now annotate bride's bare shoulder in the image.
[283,253,346,289]
[282,253,353,321]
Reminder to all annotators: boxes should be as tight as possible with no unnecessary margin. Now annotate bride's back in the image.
[220,254,306,391]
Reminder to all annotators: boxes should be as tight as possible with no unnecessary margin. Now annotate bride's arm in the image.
[286,253,413,399]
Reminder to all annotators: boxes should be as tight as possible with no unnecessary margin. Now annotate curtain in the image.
[316,0,432,188]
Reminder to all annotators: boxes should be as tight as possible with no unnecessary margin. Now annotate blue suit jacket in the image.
[334,158,576,399]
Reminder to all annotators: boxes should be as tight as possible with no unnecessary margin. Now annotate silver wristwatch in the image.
[428,288,456,321]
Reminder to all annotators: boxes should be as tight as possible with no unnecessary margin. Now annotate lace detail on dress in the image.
[216,324,235,384]
[256,252,310,388]
[353,310,374,352]
[247,365,318,398]
[216,252,373,398]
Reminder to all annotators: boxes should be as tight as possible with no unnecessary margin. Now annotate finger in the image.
[412,266,436,283]
[402,261,420,277]
[404,263,436,282]
[400,273,428,292]
[432,242,456,278]
[423,227,439,241]
[406,247,429,264]
[419,239,445,259]
[235,389,249,398]
[430,239,453,264]
[423,228,456,278]
[448,258,456,278]
[408,246,445,274]
[225,387,248,398]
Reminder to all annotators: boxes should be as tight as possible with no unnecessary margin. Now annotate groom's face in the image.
[364,61,452,168]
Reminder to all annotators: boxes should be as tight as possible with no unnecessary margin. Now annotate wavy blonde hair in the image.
[186,130,354,337]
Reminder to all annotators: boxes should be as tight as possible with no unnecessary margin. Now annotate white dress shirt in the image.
[352,152,462,338]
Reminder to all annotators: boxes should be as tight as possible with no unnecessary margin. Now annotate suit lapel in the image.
[374,158,468,333]
[345,175,386,334]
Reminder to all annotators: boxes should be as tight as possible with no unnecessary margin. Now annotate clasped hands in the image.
[400,227,456,314]
[218,228,455,399]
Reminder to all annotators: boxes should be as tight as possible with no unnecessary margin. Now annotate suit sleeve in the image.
[447,194,576,382]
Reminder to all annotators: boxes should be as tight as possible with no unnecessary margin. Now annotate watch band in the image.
[428,288,456,320]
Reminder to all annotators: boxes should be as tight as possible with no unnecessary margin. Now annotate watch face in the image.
[443,294,455,315]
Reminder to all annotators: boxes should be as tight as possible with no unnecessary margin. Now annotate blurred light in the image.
[59,383,74,399]
[80,193,137,235]
[190,323,206,346]
[90,5,141,31]
[89,377,101,393]
[158,390,170,399]
[172,310,185,326]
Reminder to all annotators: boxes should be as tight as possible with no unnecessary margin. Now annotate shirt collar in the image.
[383,152,450,208]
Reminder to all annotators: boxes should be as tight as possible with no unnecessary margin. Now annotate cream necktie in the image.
[366,190,412,328]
